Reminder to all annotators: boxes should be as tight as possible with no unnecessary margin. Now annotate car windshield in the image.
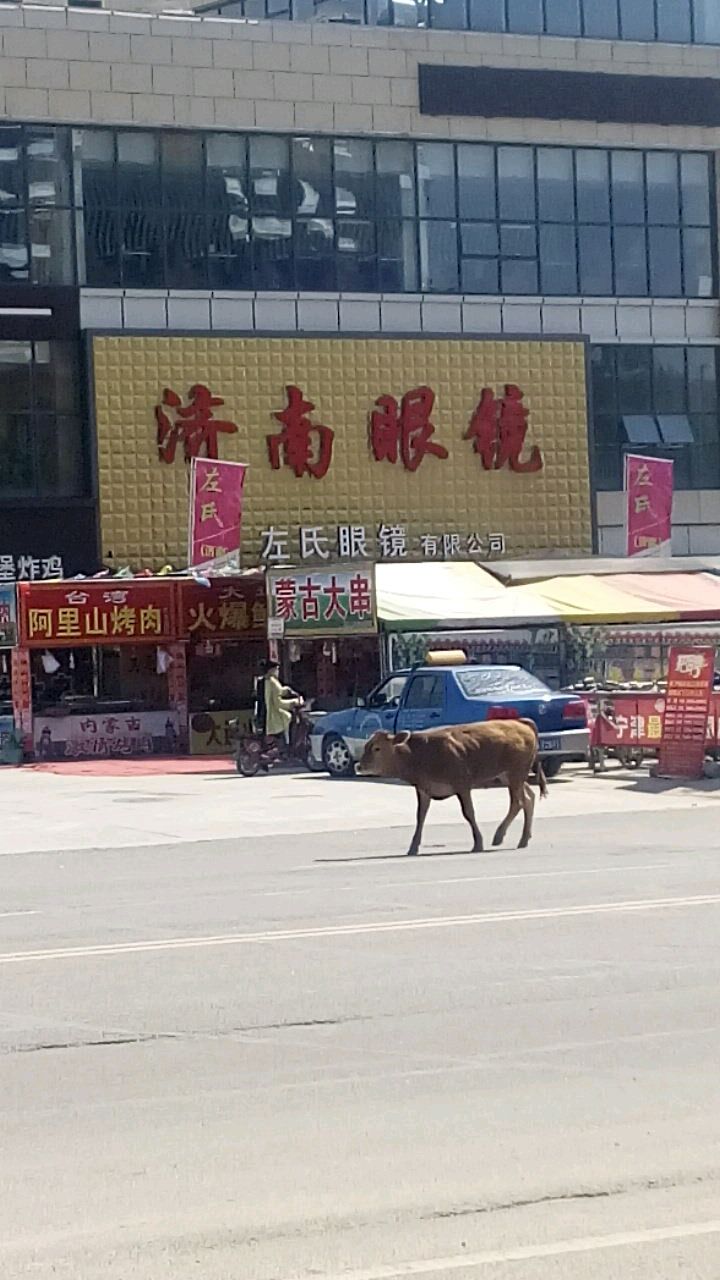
[367,674,408,707]
[456,668,550,698]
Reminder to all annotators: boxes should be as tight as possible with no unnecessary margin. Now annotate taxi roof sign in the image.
[425,650,467,666]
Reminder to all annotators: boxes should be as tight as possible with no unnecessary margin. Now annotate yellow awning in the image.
[512,574,679,624]
[376,562,559,629]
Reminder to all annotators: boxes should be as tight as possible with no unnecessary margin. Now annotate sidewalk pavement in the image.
[0,761,719,857]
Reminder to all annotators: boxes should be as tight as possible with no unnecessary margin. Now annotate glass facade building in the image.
[0,339,86,499]
[1,124,713,300]
[199,0,720,43]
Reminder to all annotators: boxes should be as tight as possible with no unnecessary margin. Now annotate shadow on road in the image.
[315,847,479,863]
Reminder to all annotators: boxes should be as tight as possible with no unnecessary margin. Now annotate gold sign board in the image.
[91,335,592,569]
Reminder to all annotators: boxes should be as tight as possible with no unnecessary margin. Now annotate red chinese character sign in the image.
[188,458,247,568]
[156,384,238,463]
[370,387,448,472]
[625,454,673,557]
[267,385,334,479]
[658,646,715,779]
[465,385,543,472]
[179,577,267,641]
[266,567,377,637]
[17,580,179,648]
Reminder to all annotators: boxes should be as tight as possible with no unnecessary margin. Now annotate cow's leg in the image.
[492,780,523,848]
[458,790,483,852]
[518,781,536,849]
[408,788,430,856]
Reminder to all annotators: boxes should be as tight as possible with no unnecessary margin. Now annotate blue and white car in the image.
[310,662,590,779]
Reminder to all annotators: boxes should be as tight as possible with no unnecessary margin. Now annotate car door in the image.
[357,674,408,741]
[395,672,446,732]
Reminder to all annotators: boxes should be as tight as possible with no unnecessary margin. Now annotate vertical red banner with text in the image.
[188,458,247,568]
[658,646,715,779]
[625,454,673,557]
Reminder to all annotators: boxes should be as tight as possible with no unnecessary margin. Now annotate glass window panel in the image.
[461,221,498,254]
[545,0,581,34]
[645,152,679,224]
[376,141,415,217]
[687,347,717,413]
[251,216,293,290]
[576,149,610,222]
[336,220,378,290]
[162,132,204,209]
[0,126,23,207]
[652,347,686,412]
[428,0,467,27]
[680,153,711,224]
[501,222,535,256]
[593,446,623,492]
[26,127,71,207]
[0,412,32,494]
[614,226,648,294]
[501,256,538,293]
[590,347,617,415]
[657,0,692,41]
[117,131,160,206]
[294,217,336,290]
[29,208,75,285]
[0,210,28,282]
[417,143,455,217]
[461,257,499,291]
[76,128,115,211]
[619,0,655,38]
[691,445,720,490]
[539,223,577,293]
[537,148,575,222]
[32,341,79,415]
[498,146,535,220]
[163,208,207,289]
[611,151,645,223]
[389,0,425,27]
[250,136,291,216]
[419,219,458,291]
[334,138,373,218]
[468,0,504,28]
[649,225,682,295]
[119,206,163,287]
[457,145,496,219]
[578,224,613,294]
[208,208,251,290]
[582,0,619,37]
[593,411,622,446]
[617,346,652,412]
[292,137,333,216]
[682,227,713,296]
[694,0,720,43]
[0,342,31,414]
[507,0,542,31]
[36,415,85,498]
[79,206,119,287]
[378,220,418,291]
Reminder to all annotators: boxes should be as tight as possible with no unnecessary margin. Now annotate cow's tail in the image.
[520,718,548,799]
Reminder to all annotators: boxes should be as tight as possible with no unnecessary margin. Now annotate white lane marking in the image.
[0,911,38,919]
[319,1219,720,1279]
[0,893,718,966]
[291,863,670,888]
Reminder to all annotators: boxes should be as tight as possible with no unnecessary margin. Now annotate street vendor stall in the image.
[180,574,268,755]
[15,578,186,760]
[266,565,379,710]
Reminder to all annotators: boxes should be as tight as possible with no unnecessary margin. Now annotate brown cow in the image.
[356,719,547,856]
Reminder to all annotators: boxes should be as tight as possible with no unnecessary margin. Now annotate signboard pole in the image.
[657,646,715,779]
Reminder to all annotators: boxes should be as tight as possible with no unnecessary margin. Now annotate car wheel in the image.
[541,757,563,780]
[322,733,354,778]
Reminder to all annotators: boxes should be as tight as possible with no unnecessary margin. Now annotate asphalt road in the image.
[1,772,720,1278]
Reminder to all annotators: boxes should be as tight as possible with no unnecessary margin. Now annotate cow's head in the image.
[356,730,411,778]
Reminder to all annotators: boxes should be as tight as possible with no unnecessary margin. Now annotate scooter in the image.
[234,703,315,777]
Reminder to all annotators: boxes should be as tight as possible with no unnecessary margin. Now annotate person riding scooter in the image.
[255,658,302,746]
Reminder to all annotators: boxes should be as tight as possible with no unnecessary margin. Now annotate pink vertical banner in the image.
[188,459,247,568]
[624,454,673,557]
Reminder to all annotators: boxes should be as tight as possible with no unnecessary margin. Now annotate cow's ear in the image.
[393,731,411,746]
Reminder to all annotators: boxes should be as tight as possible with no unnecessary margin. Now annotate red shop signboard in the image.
[18,580,179,648]
[179,577,267,641]
[658,646,716,779]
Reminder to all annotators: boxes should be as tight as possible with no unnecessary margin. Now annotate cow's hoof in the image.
[473,842,484,853]
[492,833,504,847]
[407,849,419,857]
[518,838,530,849]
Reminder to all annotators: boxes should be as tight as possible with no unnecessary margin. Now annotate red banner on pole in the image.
[188,458,246,568]
[657,646,715,779]
[624,454,673,557]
